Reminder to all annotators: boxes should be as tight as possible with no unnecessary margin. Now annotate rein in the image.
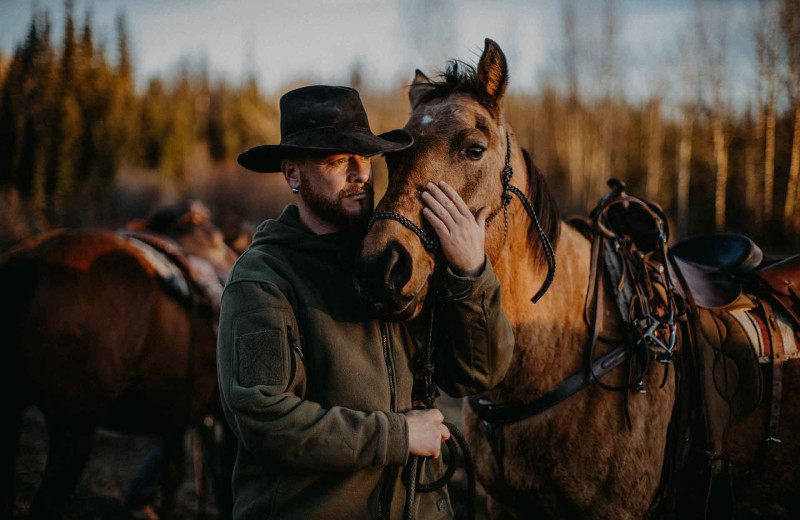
[366,131,557,520]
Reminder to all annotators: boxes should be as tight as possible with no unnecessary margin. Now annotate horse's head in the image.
[355,39,530,320]
[146,200,239,279]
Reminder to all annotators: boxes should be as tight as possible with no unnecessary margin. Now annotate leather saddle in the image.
[671,234,763,309]
[672,233,764,274]
[672,231,800,329]
[669,231,799,504]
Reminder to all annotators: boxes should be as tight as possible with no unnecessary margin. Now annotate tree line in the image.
[1,1,800,251]
[0,4,277,226]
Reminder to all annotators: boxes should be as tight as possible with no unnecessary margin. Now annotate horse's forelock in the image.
[418,60,501,115]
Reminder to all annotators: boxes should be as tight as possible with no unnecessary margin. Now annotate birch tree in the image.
[563,0,584,207]
[782,0,800,232]
[755,0,780,228]
[696,0,730,232]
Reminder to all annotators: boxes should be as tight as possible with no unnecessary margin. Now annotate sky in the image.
[0,0,757,109]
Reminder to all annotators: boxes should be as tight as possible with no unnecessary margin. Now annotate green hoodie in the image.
[217,203,514,520]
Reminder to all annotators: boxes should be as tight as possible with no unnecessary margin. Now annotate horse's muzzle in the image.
[353,240,419,319]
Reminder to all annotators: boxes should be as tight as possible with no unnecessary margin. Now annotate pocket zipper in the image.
[286,324,303,388]
[286,324,304,361]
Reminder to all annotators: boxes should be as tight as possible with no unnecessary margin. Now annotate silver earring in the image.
[291,187,300,193]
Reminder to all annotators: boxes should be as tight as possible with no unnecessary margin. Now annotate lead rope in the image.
[402,271,476,520]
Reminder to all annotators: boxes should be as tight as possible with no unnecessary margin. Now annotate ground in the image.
[13,395,489,519]
[14,407,220,520]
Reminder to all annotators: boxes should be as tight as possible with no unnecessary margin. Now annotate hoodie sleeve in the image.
[217,279,409,472]
[430,253,515,397]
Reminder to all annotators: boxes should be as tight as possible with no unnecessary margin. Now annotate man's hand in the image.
[404,409,450,458]
[421,180,490,277]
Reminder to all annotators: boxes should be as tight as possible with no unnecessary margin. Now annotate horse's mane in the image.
[522,149,561,262]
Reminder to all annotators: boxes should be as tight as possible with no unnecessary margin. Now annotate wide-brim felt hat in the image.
[238,85,413,173]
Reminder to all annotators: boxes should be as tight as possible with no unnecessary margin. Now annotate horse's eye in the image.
[465,145,485,160]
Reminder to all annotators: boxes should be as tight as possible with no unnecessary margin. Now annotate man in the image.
[217,85,514,519]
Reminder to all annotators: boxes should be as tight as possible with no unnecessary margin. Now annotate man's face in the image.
[294,153,374,233]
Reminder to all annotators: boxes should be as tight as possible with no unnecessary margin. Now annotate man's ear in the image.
[409,69,434,111]
[476,38,508,114]
[282,159,299,188]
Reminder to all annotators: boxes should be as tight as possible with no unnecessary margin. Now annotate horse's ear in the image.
[413,69,430,84]
[476,38,508,111]
[409,69,434,110]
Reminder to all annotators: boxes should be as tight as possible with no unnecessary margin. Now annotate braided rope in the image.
[402,422,475,520]
[484,133,514,229]
[508,184,557,303]
[401,282,475,520]
[368,211,439,253]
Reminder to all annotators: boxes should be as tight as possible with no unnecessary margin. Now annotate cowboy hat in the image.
[237,85,413,173]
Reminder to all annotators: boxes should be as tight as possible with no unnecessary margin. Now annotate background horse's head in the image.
[355,39,559,320]
[146,200,239,279]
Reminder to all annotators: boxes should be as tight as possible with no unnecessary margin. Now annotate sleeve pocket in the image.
[235,329,284,387]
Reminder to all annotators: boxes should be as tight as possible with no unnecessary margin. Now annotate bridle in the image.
[364,129,558,520]
[367,130,557,304]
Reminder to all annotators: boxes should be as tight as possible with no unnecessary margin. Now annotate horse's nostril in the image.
[384,242,412,294]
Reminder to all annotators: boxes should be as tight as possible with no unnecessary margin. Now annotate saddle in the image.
[671,234,762,309]
[116,229,224,314]
[571,182,800,517]
[649,226,799,518]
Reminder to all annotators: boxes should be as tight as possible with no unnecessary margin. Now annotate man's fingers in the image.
[475,205,491,228]
[438,180,472,218]
[421,191,457,230]
[424,182,462,224]
[440,424,451,441]
[422,207,449,238]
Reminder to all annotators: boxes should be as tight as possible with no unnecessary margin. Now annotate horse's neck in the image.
[491,206,595,397]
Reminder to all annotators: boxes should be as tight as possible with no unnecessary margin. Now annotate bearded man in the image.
[217,85,514,519]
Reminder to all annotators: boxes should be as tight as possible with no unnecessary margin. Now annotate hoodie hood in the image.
[250,203,365,262]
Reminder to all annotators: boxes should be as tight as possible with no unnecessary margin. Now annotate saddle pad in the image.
[729,309,800,363]
[127,236,191,299]
[120,230,224,309]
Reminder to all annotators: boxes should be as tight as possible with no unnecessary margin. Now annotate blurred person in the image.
[216,85,514,519]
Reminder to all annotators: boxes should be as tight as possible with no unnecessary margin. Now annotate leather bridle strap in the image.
[370,210,439,253]
[467,344,630,425]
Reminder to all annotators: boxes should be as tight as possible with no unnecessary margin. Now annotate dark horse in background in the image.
[1,201,239,519]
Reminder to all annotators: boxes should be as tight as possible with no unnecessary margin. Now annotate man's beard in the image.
[299,175,374,235]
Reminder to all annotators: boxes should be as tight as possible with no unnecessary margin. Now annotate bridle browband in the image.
[367,130,556,304]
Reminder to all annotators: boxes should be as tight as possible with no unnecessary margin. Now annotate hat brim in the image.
[237,127,413,173]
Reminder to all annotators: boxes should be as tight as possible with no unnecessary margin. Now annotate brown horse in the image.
[355,39,800,518]
[2,201,239,519]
